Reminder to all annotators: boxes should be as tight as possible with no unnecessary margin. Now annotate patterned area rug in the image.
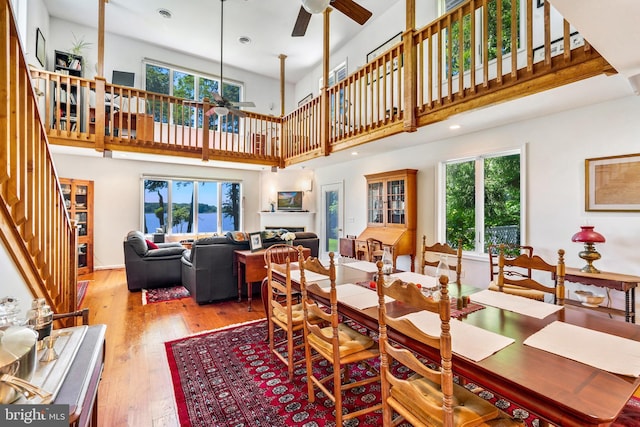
[142,285,190,305]
[166,320,545,427]
[77,280,89,309]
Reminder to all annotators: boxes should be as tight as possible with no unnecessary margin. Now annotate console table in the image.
[564,267,638,323]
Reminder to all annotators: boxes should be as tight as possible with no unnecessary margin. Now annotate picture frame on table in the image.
[249,232,263,252]
[585,153,640,212]
[36,28,46,67]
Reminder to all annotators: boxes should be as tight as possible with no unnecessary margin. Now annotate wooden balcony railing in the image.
[30,0,612,169]
[1,0,77,316]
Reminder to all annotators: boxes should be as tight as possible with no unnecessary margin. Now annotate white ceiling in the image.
[44,0,402,83]
[44,0,640,171]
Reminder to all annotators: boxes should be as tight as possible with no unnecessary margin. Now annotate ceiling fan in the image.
[292,0,373,37]
[205,0,255,118]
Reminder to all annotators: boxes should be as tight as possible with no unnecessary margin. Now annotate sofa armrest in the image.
[146,247,185,257]
[157,242,183,249]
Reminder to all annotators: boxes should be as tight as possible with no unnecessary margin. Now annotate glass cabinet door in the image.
[386,179,406,225]
[367,181,384,224]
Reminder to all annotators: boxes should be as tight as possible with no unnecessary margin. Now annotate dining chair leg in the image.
[334,364,343,426]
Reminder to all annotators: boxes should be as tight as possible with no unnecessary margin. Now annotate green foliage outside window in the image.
[445,153,521,253]
[448,0,520,75]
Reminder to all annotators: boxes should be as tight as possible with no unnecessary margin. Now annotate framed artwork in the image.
[298,93,313,107]
[36,28,46,67]
[249,232,263,252]
[367,32,402,63]
[585,153,640,212]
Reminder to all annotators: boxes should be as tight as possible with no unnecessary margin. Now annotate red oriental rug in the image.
[166,320,548,427]
[142,285,190,305]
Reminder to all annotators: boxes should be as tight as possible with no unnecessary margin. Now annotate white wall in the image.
[51,153,263,269]
[44,17,294,115]
[312,94,640,300]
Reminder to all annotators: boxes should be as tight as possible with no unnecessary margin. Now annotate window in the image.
[144,61,244,132]
[441,149,523,254]
[142,177,242,235]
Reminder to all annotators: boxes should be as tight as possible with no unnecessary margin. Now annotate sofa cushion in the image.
[196,236,228,246]
[127,231,148,256]
[226,231,250,243]
[293,232,316,240]
[146,239,159,250]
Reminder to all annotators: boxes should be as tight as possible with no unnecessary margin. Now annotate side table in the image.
[564,267,638,323]
[235,247,310,311]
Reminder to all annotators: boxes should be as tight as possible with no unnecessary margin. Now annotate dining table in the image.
[265,258,640,427]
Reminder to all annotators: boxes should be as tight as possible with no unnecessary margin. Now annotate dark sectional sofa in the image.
[180,231,319,304]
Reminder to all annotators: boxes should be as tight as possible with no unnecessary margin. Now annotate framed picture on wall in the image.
[36,28,46,67]
[585,153,640,211]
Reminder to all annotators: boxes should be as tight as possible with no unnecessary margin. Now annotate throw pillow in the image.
[145,239,159,250]
[226,231,250,243]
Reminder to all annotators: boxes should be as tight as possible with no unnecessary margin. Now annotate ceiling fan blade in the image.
[228,107,247,118]
[204,107,216,117]
[332,0,372,25]
[231,101,256,108]
[212,91,225,103]
[292,6,312,37]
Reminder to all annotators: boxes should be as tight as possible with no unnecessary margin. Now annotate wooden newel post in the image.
[202,97,211,162]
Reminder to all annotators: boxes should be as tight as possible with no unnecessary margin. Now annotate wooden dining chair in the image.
[376,266,524,426]
[297,249,382,425]
[366,237,385,262]
[487,244,545,301]
[419,235,463,284]
[496,246,566,305]
[263,244,308,381]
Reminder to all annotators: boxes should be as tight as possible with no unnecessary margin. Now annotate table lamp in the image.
[571,225,605,273]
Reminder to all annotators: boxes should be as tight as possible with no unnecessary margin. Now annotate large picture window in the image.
[142,177,242,235]
[144,61,243,133]
[441,149,523,254]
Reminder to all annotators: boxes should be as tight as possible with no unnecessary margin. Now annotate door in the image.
[320,183,344,257]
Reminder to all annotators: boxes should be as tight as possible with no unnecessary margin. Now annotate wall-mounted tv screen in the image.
[277,191,303,211]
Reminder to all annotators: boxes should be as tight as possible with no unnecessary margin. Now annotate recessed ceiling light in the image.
[238,36,251,45]
[449,124,461,130]
[351,151,359,156]
[157,8,172,19]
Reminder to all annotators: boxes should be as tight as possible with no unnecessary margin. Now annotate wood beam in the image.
[279,54,286,117]
[97,0,105,77]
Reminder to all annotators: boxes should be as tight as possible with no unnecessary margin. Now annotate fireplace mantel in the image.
[259,211,316,232]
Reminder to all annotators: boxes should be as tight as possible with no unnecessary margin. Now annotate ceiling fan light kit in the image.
[302,0,331,14]
[213,106,229,117]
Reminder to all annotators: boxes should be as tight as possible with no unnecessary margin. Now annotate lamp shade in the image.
[213,106,229,117]
[302,0,331,14]
[571,225,605,243]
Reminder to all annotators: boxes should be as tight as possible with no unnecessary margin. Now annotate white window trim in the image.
[437,144,527,256]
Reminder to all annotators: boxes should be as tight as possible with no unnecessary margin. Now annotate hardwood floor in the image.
[81,268,265,427]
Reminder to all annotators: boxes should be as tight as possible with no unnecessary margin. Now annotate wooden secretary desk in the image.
[341,169,417,271]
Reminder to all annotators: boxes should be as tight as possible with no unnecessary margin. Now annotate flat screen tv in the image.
[277,191,303,211]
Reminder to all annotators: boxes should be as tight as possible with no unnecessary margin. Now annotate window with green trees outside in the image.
[443,150,522,253]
